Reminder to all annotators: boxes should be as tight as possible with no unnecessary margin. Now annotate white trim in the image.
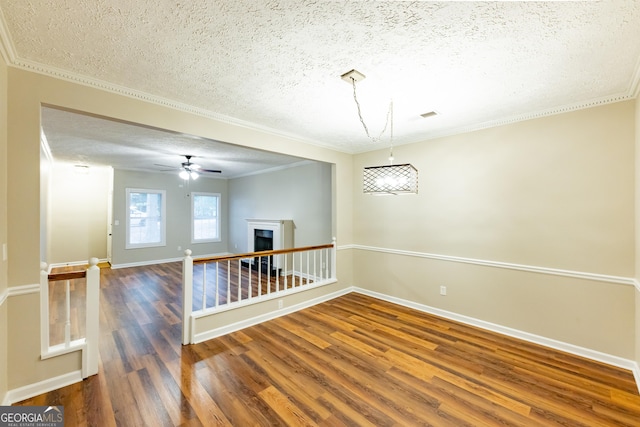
[192,284,349,344]
[634,279,640,293]
[111,252,231,270]
[230,160,315,179]
[350,244,635,286]
[41,339,85,360]
[125,188,167,250]
[111,257,183,269]
[354,287,640,393]
[0,288,7,307]
[6,284,40,298]
[4,370,83,405]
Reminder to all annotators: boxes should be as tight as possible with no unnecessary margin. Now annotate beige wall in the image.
[0,48,8,402]
[353,101,636,358]
[5,67,354,389]
[635,94,640,367]
[48,162,111,264]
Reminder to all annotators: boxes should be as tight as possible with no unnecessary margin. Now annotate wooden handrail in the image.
[48,271,86,281]
[193,243,334,265]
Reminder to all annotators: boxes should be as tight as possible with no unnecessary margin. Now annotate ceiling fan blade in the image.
[154,163,179,169]
[199,168,222,173]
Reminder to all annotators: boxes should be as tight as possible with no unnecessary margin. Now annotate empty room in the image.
[1,1,640,426]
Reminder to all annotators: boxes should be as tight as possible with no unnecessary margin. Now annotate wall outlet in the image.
[177,246,182,251]
[440,286,447,296]
[278,299,283,309]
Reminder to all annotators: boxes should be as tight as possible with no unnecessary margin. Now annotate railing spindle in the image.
[202,263,207,311]
[226,260,231,304]
[267,256,271,292]
[64,280,71,348]
[275,254,280,292]
[215,262,219,308]
[237,260,242,301]
[249,258,253,299]
[284,254,288,290]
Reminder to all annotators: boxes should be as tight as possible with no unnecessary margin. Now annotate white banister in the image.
[84,257,100,377]
[182,242,337,345]
[182,249,193,345]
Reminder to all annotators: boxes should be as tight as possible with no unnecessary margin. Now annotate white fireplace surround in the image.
[247,219,294,271]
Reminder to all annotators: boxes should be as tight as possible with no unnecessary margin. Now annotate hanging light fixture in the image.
[341,69,418,195]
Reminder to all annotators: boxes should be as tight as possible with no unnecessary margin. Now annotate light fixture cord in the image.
[389,99,394,165]
[350,77,392,144]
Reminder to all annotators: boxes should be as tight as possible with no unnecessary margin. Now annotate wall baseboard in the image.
[192,286,351,344]
[5,370,83,405]
[353,287,640,394]
[111,252,232,270]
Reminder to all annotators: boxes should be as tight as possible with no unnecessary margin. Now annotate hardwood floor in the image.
[18,263,640,426]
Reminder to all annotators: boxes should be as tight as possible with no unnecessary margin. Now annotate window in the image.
[192,192,221,243]
[126,188,166,249]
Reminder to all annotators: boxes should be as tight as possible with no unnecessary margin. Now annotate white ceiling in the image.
[2,1,640,171]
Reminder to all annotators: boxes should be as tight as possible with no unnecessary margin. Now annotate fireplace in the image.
[254,229,274,273]
[246,219,294,275]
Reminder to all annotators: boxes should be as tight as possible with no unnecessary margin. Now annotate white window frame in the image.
[191,192,221,244]
[125,188,166,249]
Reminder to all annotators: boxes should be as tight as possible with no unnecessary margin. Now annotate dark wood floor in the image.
[18,263,640,426]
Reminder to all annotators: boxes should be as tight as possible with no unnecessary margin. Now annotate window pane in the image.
[127,190,165,247]
[193,194,219,241]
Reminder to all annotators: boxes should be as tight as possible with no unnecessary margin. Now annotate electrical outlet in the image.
[177,246,182,251]
[278,299,283,309]
[440,286,447,296]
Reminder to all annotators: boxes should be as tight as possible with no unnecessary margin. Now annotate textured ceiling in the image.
[2,1,640,162]
[40,107,308,178]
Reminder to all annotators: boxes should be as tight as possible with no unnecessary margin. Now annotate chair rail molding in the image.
[349,244,635,287]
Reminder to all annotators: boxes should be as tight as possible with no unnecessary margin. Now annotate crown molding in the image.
[350,91,637,154]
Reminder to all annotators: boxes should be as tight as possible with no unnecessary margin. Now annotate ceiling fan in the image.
[155,155,222,180]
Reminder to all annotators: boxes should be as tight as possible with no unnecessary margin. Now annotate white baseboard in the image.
[192,286,352,344]
[1,391,9,406]
[5,370,83,405]
[111,252,232,270]
[110,257,183,270]
[353,287,640,394]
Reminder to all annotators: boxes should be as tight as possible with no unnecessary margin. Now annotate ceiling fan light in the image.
[179,170,190,180]
[190,171,199,180]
